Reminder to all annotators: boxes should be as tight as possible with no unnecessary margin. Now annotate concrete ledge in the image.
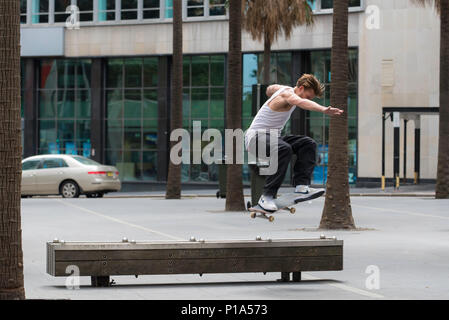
[47,237,343,287]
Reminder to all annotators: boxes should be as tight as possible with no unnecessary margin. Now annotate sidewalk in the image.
[105,184,436,199]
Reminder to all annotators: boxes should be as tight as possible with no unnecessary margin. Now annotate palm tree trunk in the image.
[263,33,271,85]
[436,0,449,199]
[0,0,25,299]
[225,0,245,211]
[320,0,355,229]
[165,0,183,199]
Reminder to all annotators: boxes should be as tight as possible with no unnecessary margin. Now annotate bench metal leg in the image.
[278,272,291,282]
[292,272,302,282]
[91,276,110,287]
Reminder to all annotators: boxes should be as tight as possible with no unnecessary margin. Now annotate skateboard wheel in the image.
[268,216,275,222]
[250,213,256,219]
[290,208,296,214]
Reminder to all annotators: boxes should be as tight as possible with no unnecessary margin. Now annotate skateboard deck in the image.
[248,190,325,222]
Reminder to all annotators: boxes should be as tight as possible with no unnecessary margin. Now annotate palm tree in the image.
[166,0,183,199]
[413,0,448,199]
[242,0,314,84]
[319,0,356,229]
[225,0,246,211]
[0,0,25,299]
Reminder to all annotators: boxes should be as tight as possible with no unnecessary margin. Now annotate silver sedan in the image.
[21,155,121,198]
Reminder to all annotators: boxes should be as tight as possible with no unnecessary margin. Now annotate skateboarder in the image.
[245,74,344,212]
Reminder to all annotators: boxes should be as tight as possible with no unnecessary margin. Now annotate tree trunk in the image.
[263,33,271,85]
[436,0,449,199]
[319,0,355,229]
[225,0,245,211]
[165,0,183,199]
[0,0,25,299]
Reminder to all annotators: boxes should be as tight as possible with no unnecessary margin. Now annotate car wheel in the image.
[60,181,80,198]
[96,193,104,198]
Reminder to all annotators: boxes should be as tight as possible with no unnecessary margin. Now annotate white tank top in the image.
[245,87,296,150]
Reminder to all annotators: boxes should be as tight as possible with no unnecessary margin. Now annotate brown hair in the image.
[296,74,325,98]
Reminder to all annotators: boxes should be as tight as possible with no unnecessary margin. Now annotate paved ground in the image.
[21,193,449,300]
[110,183,437,198]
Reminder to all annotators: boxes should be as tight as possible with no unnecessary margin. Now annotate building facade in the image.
[19,0,440,188]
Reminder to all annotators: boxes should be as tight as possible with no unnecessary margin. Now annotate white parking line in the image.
[56,200,182,240]
[56,199,385,298]
[302,273,385,299]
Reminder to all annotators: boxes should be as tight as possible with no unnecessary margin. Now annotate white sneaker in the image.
[258,195,278,212]
[294,185,325,202]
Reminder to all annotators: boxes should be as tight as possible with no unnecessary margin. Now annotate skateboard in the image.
[248,190,325,222]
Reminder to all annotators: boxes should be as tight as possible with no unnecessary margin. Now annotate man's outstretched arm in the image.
[266,84,290,97]
[286,90,344,116]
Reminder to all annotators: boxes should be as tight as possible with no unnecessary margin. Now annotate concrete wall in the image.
[358,0,440,180]
[63,13,360,56]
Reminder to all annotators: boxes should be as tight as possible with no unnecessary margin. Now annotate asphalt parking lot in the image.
[21,194,449,300]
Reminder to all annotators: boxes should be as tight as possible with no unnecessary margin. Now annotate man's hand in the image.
[324,106,344,116]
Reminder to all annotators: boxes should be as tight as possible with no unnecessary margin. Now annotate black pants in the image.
[249,133,318,197]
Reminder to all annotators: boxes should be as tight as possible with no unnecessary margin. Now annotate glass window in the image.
[105,58,160,182]
[32,0,49,24]
[107,59,123,88]
[210,55,225,86]
[143,120,158,149]
[183,55,225,181]
[124,90,142,118]
[121,0,138,20]
[164,0,173,18]
[39,90,57,118]
[107,89,123,119]
[143,58,158,87]
[125,59,143,88]
[55,0,71,23]
[57,90,75,118]
[42,158,69,169]
[72,156,101,166]
[191,56,209,87]
[209,0,226,16]
[187,0,204,17]
[321,0,361,9]
[77,0,94,22]
[106,120,123,149]
[22,160,41,171]
[99,0,116,21]
[143,0,160,19]
[38,59,92,156]
[143,90,158,118]
[124,119,142,149]
[309,49,359,185]
[191,88,209,118]
[20,0,27,24]
[142,151,157,181]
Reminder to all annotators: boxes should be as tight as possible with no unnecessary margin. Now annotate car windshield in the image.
[72,156,101,166]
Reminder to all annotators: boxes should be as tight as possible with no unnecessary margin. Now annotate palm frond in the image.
[411,0,441,14]
[242,0,315,44]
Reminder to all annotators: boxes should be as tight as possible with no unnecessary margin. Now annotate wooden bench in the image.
[46,236,343,287]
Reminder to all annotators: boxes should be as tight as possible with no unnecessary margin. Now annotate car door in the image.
[34,158,69,195]
[21,159,42,194]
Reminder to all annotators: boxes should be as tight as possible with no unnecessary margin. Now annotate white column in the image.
[138,0,143,20]
[49,0,55,24]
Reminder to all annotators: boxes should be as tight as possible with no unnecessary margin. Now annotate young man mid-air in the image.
[245,74,344,212]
